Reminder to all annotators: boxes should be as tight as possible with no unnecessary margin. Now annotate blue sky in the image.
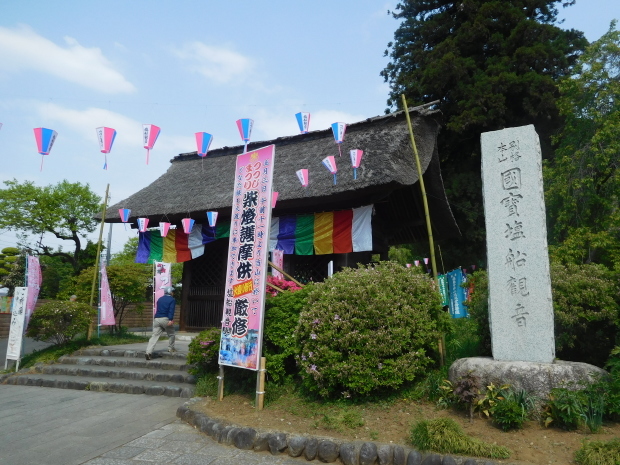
[0,0,618,254]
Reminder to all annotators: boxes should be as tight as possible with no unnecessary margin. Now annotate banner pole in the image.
[256,356,266,411]
[89,184,110,339]
[401,95,444,366]
[217,365,225,401]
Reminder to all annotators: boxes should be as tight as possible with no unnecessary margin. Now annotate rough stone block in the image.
[360,442,378,465]
[393,446,406,465]
[287,436,307,457]
[377,444,394,465]
[318,440,340,463]
[406,450,422,465]
[340,442,359,465]
[234,427,257,450]
[268,432,288,455]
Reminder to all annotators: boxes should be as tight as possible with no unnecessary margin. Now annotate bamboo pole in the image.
[266,282,286,293]
[88,184,109,340]
[256,356,266,411]
[268,261,304,287]
[400,96,445,366]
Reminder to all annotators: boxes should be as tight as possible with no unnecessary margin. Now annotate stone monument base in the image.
[449,357,607,401]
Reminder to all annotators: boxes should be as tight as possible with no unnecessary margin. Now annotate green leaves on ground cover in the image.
[574,438,620,465]
[410,418,510,459]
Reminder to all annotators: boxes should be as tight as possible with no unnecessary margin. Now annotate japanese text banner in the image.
[219,145,275,371]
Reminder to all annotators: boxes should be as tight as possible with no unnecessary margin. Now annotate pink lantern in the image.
[296,169,309,187]
[322,156,338,185]
[142,124,161,165]
[137,218,149,232]
[414,260,420,266]
[423,257,429,265]
[206,211,218,228]
[118,209,131,222]
[295,112,311,133]
[95,126,117,170]
[406,264,412,268]
[472,265,477,270]
[331,122,346,157]
[195,132,213,157]
[182,218,194,234]
[272,192,279,209]
[236,118,253,153]
[33,127,58,171]
[350,149,364,180]
[159,222,171,237]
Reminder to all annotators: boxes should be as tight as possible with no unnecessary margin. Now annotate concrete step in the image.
[57,354,191,371]
[33,363,196,384]
[4,373,195,397]
[75,347,187,361]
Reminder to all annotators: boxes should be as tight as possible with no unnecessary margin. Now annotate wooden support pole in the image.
[268,261,304,288]
[256,356,266,411]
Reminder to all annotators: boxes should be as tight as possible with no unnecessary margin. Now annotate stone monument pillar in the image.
[480,124,555,363]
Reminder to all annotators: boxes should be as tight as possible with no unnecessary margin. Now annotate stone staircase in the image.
[3,345,196,398]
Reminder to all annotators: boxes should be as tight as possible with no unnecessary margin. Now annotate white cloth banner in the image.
[99,266,116,326]
[6,287,28,361]
[153,262,171,316]
[352,205,373,252]
[272,249,284,279]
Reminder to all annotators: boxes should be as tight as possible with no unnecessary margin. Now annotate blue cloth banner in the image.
[447,269,468,318]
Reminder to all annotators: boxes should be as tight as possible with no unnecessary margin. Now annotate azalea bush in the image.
[26,300,96,345]
[295,261,450,398]
[187,327,221,375]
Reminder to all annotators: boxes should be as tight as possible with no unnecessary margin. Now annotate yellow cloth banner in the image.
[313,212,334,255]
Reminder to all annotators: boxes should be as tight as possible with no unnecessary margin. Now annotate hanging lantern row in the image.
[297,149,363,187]
[119,209,221,236]
[26,114,349,171]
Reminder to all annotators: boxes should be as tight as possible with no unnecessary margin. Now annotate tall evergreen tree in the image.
[381,0,586,264]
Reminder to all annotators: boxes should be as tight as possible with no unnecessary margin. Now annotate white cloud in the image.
[0,25,135,94]
[171,42,254,84]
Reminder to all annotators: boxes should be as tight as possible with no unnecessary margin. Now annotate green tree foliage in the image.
[0,249,26,295]
[381,0,587,263]
[26,300,96,345]
[72,264,151,331]
[545,22,620,267]
[295,262,450,398]
[0,179,101,275]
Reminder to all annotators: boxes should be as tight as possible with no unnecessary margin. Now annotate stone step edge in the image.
[75,348,187,360]
[177,399,498,465]
[57,355,192,371]
[34,364,196,384]
[5,374,195,398]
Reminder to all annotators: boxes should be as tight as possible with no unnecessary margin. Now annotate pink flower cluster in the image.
[266,275,302,296]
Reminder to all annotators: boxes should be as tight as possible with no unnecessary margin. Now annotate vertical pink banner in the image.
[153,262,171,316]
[272,249,284,279]
[25,255,42,329]
[100,266,115,326]
[219,145,275,371]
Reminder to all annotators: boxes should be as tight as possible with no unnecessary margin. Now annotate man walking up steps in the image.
[146,287,177,360]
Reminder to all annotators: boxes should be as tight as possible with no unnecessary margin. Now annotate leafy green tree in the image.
[545,22,620,267]
[381,0,587,264]
[0,179,101,275]
[0,248,26,295]
[72,264,151,332]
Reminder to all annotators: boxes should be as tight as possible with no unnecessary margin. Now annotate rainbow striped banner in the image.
[135,205,373,264]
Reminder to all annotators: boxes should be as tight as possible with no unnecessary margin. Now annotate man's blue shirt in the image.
[154,294,176,320]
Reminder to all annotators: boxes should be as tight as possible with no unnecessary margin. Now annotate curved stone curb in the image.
[177,398,500,465]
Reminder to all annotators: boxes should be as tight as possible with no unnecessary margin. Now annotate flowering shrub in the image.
[187,327,221,375]
[26,300,96,345]
[295,261,449,398]
[266,275,302,297]
[264,283,314,384]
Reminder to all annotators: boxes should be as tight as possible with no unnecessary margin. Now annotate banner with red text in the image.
[219,145,275,371]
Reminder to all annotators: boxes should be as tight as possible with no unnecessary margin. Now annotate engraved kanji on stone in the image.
[505,221,526,240]
[505,249,527,271]
[501,168,521,190]
[511,303,529,327]
[500,192,523,217]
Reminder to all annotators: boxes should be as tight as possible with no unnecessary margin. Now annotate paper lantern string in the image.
[322,156,338,185]
[96,127,117,170]
[236,118,253,154]
[331,122,346,157]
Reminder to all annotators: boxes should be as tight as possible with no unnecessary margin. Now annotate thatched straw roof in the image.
[106,108,459,246]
